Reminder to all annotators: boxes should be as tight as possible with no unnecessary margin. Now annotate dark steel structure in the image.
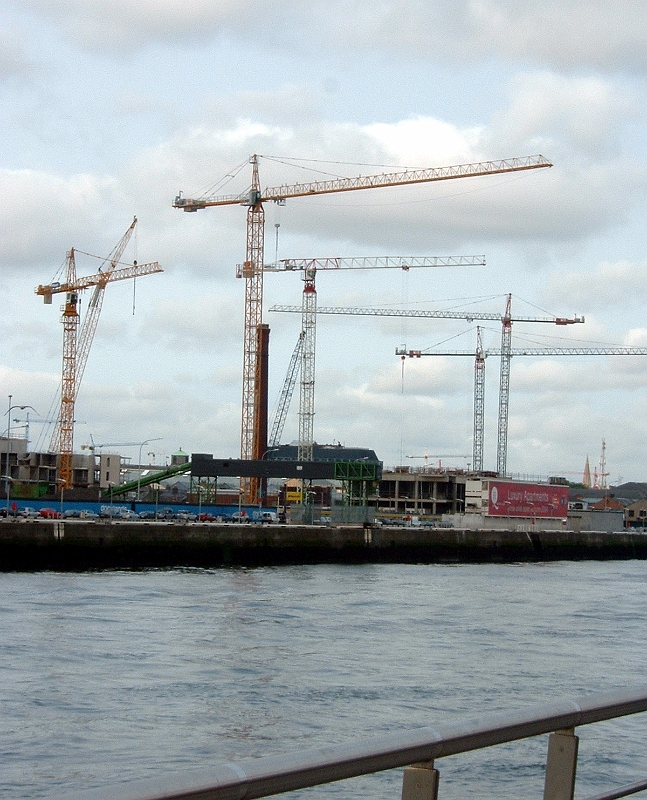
[190,454,382,482]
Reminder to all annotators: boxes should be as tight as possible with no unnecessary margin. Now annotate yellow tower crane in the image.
[174,153,552,503]
[36,217,163,489]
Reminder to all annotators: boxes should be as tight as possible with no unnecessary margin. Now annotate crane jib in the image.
[173,155,552,209]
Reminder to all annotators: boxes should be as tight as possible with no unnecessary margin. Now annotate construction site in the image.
[2,154,647,536]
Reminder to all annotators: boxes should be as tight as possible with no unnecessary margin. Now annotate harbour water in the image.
[2,561,647,799]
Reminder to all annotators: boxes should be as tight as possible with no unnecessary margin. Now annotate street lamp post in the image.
[137,438,162,503]
[58,479,66,519]
[5,397,37,515]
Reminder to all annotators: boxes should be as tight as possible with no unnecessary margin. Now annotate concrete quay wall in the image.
[1,520,647,570]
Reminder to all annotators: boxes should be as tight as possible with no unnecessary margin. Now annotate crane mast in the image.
[299,267,317,461]
[473,327,486,472]
[175,153,552,503]
[59,248,79,487]
[497,294,513,475]
[242,156,265,502]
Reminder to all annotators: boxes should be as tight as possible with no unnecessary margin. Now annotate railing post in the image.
[401,761,439,800]
[543,727,579,800]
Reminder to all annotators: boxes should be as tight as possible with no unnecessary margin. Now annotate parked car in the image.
[230,511,250,523]
[174,512,197,522]
[0,507,23,518]
[39,508,60,519]
[20,507,40,518]
[196,513,216,522]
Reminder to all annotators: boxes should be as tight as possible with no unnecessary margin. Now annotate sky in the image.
[2,0,647,484]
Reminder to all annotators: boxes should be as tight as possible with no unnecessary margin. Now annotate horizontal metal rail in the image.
[65,686,647,800]
[583,778,647,800]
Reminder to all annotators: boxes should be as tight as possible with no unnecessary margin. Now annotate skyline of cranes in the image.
[6,153,638,493]
[174,153,553,502]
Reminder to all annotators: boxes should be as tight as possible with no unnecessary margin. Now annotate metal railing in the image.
[67,687,647,800]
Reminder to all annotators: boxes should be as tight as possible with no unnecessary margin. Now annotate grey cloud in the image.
[12,0,647,72]
[0,29,31,79]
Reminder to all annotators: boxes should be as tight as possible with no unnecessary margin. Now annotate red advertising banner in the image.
[487,481,569,518]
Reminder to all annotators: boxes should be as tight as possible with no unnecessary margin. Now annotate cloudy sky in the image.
[2,0,647,484]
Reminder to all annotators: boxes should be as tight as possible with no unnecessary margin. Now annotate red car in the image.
[39,508,61,519]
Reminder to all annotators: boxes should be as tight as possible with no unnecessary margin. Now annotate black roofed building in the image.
[264,444,380,464]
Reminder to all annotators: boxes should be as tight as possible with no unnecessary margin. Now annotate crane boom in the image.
[260,255,486,273]
[271,305,584,324]
[74,219,139,398]
[74,262,162,399]
[36,260,162,298]
[174,153,552,503]
[399,346,647,357]
[174,155,552,210]
[268,332,304,449]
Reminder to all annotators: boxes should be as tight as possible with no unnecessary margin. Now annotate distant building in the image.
[624,499,647,528]
[372,467,464,516]
[590,495,624,511]
[170,449,190,466]
[99,454,122,490]
[0,436,93,498]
